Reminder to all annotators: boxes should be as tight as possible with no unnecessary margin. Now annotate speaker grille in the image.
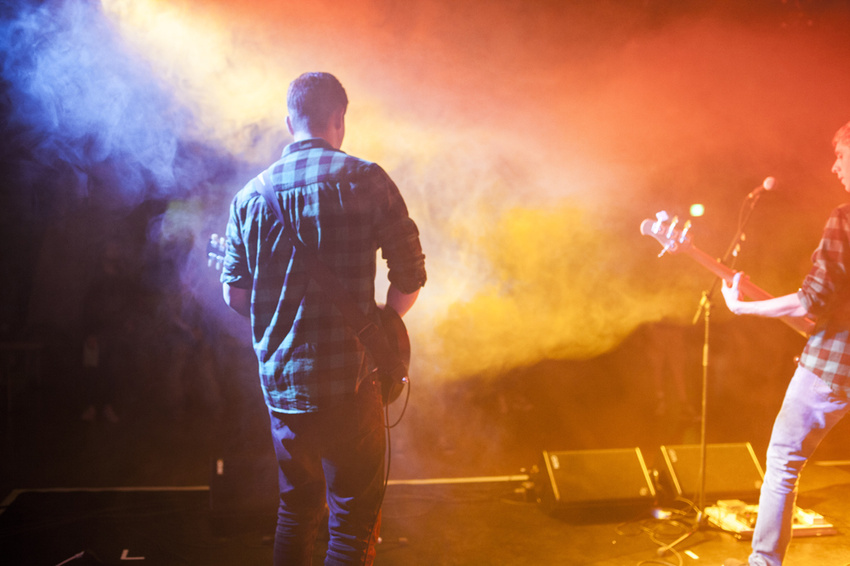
[538,448,656,518]
[658,442,764,503]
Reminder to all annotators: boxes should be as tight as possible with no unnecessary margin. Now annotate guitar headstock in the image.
[639,211,693,257]
[207,233,226,271]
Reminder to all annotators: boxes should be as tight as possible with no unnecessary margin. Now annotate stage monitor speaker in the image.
[537,448,656,521]
[657,442,764,504]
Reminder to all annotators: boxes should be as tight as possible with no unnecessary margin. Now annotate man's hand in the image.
[720,272,808,319]
[721,271,744,315]
[223,283,251,317]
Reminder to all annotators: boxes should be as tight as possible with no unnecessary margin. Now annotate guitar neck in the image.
[682,246,815,337]
[683,246,770,299]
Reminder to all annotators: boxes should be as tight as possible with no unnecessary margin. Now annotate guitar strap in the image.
[251,170,407,394]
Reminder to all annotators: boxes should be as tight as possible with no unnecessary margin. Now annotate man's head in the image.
[286,72,348,148]
[832,120,850,193]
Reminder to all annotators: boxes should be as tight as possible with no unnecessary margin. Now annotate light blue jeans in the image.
[749,365,849,566]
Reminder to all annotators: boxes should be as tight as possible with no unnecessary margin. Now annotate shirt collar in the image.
[282,138,336,156]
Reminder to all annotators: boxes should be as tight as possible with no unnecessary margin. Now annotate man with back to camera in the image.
[720,120,850,565]
[221,72,426,565]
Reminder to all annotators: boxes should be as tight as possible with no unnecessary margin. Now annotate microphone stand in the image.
[658,190,763,557]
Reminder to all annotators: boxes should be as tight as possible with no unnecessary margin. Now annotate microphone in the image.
[747,176,776,198]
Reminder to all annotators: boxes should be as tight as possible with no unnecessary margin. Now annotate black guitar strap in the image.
[251,170,407,394]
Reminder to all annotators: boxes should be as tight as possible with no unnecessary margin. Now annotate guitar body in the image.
[378,306,411,404]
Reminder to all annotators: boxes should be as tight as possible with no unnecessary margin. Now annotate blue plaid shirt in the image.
[221,139,426,412]
[798,204,850,396]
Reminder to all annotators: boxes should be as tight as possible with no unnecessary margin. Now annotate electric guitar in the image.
[640,212,816,338]
[206,234,411,404]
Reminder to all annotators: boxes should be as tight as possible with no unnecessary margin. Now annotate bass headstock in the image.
[207,233,226,271]
[639,211,693,257]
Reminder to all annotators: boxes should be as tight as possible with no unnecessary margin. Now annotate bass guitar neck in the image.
[640,214,815,338]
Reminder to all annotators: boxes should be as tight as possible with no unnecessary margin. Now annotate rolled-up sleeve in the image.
[372,166,426,294]
[220,189,254,290]
[799,206,850,318]
[380,216,427,293]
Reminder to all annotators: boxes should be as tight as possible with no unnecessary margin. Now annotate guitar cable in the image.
[363,379,412,564]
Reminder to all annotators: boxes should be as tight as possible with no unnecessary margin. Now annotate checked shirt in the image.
[798,204,850,396]
[221,138,426,413]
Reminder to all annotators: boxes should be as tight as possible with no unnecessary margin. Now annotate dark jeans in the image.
[269,381,385,566]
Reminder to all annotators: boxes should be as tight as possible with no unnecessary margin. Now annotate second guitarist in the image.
[719,119,850,566]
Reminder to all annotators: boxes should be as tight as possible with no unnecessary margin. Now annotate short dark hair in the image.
[834,120,850,148]
[287,72,348,133]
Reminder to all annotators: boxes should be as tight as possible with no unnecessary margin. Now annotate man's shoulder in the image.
[827,203,850,226]
[230,174,265,210]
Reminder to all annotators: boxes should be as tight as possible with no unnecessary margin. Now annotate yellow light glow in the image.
[98,0,816,381]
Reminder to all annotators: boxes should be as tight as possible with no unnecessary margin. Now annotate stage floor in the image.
[2,463,849,565]
[3,321,850,565]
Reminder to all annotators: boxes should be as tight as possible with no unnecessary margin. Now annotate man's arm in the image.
[721,272,809,318]
[386,284,419,317]
[223,282,251,318]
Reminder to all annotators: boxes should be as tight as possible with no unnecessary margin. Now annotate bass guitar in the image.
[206,234,411,404]
[640,211,815,338]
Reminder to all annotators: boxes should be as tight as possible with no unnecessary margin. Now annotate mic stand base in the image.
[662,292,712,557]
[656,512,708,557]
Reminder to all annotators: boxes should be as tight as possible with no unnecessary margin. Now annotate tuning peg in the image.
[656,214,681,258]
[216,236,225,270]
[665,215,679,239]
[207,233,226,270]
[680,220,691,243]
[652,211,669,233]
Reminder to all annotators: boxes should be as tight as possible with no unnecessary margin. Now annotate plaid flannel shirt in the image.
[798,204,850,396]
[221,138,426,413]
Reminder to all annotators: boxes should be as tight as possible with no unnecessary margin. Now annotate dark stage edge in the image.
[2,464,850,566]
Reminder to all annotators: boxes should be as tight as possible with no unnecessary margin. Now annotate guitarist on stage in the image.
[220,72,426,566]
[721,120,850,566]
